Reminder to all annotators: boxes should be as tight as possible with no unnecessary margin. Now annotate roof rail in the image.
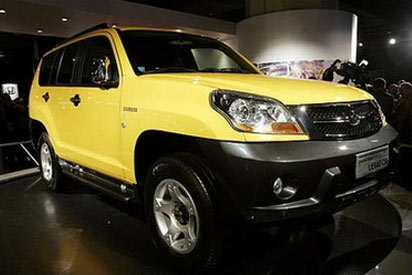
[68,23,110,40]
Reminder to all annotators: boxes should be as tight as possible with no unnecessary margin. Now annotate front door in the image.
[63,34,124,180]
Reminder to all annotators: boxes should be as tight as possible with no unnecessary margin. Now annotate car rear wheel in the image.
[38,133,67,191]
[144,154,221,272]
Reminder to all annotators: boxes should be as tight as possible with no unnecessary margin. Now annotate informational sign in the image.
[2,83,19,100]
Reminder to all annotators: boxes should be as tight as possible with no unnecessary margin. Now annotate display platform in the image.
[0,176,409,275]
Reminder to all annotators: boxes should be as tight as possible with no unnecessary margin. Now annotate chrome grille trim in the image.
[291,100,383,140]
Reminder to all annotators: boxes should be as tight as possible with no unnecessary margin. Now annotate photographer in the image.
[322,59,370,91]
[370,78,394,123]
[322,59,341,82]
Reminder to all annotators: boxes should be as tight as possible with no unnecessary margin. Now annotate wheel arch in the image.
[134,131,202,182]
[29,119,48,150]
[134,130,243,226]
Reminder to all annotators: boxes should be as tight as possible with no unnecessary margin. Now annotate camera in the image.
[322,59,370,90]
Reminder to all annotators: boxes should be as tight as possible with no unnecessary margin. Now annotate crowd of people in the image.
[0,93,29,143]
[369,78,412,144]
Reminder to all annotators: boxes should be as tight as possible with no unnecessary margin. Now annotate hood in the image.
[141,73,372,105]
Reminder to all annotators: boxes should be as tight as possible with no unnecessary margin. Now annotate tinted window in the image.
[120,31,258,75]
[80,36,118,85]
[56,43,80,85]
[191,48,239,70]
[39,52,57,86]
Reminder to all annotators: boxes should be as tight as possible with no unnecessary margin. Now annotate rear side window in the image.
[80,36,119,85]
[56,43,80,85]
[39,52,57,86]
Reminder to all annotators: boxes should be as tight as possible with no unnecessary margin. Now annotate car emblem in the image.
[349,109,361,126]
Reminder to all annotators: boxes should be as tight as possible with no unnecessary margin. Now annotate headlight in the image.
[210,90,304,134]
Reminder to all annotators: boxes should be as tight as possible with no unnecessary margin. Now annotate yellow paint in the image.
[29,27,374,184]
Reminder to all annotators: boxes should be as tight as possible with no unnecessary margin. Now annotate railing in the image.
[401,143,412,149]
[0,140,32,148]
[0,141,40,183]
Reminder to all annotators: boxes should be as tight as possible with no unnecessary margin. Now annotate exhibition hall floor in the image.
[0,176,411,274]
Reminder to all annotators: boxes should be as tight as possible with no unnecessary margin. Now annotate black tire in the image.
[38,132,67,191]
[144,153,222,272]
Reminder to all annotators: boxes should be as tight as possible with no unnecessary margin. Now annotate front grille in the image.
[293,100,383,140]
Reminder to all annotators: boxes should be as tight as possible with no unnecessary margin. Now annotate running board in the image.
[58,159,137,202]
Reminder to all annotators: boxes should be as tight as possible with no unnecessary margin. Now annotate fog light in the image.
[273,177,297,200]
[273,178,283,195]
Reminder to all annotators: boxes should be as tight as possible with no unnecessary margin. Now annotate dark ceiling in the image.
[127,0,246,22]
[340,0,412,39]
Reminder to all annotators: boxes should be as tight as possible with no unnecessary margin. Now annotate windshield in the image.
[119,30,259,75]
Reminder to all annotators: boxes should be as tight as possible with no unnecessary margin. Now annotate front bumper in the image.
[197,125,399,224]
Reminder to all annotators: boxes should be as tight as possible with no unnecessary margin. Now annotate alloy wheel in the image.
[153,178,200,254]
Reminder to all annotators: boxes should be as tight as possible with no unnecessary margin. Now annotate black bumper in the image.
[196,125,399,224]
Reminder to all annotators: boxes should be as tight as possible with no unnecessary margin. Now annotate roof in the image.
[43,24,210,57]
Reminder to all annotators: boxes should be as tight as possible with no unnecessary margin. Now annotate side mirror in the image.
[91,56,117,89]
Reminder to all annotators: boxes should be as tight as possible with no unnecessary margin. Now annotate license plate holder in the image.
[355,145,389,179]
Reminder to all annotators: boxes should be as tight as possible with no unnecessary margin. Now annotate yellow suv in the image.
[29,24,399,271]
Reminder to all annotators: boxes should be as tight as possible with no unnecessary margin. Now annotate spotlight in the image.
[37,29,44,34]
[0,8,6,14]
[111,23,117,28]
[388,38,396,45]
[61,17,68,22]
[359,42,363,47]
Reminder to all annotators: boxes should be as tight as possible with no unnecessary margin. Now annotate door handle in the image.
[70,94,81,107]
[42,92,50,102]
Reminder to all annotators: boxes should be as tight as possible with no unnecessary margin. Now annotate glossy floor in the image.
[0,176,410,275]
[366,184,412,275]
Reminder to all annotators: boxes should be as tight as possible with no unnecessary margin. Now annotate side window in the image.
[80,36,119,86]
[56,43,80,85]
[39,52,57,86]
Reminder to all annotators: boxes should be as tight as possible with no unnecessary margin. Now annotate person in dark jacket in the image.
[322,59,341,81]
[370,78,394,123]
[393,82,412,144]
[388,83,400,99]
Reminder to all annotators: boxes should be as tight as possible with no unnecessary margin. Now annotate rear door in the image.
[38,41,82,158]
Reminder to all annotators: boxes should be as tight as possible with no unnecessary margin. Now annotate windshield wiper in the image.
[199,67,252,73]
[143,67,197,74]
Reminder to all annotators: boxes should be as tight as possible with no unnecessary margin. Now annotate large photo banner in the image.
[257,59,338,80]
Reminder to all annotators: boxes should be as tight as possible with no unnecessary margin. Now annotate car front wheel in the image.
[144,154,221,272]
